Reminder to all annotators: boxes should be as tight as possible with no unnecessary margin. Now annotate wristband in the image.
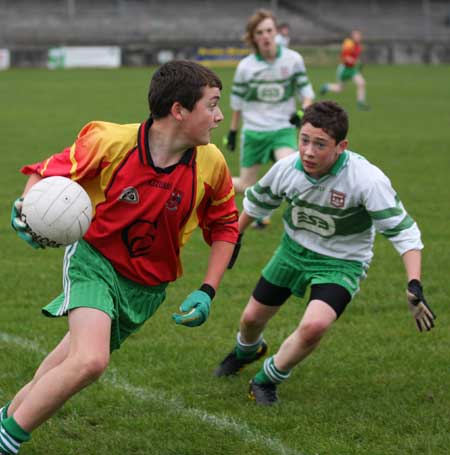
[199,283,216,300]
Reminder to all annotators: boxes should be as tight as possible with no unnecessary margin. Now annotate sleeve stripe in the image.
[382,215,415,238]
[211,190,235,206]
[251,183,283,201]
[40,157,52,176]
[69,144,78,177]
[370,207,403,220]
[246,190,280,210]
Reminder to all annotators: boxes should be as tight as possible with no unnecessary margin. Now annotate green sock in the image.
[235,333,262,360]
[0,416,31,455]
[2,416,31,442]
[254,367,272,384]
[254,356,291,384]
[0,402,10,422]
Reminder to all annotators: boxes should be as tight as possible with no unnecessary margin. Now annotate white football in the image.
[22,176,92,247]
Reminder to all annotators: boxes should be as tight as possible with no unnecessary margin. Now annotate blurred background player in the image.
[275,22,290,47]
[320,30,370,111]
[215,101,434,405]
[224,9,315,228]
[1,60,238,454]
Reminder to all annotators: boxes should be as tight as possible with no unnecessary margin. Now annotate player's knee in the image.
[75,353,110,382]
[298,319,330,345]
[240,309,264,331]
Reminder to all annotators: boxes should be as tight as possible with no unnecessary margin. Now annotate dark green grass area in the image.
[0,64,449,455]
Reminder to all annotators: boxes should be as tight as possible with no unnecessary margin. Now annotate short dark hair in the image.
[148,60,222,119]
[301,101,349,143]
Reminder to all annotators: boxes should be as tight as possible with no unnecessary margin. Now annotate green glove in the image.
[172,286,214,327]
[10,197,43,249]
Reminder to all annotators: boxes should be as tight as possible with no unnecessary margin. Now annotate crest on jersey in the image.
[122,219,157,257]
[119,187,139,204]
[330,189,346,208]
[166,189,183,211]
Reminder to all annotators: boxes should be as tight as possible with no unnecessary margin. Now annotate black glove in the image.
[289,109,304,128]
[223,130,237,152]
[227,233,243,269]
[406,279,436,332]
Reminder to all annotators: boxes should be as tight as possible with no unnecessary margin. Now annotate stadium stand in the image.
[0,0,449,66]
[1,0,449,46]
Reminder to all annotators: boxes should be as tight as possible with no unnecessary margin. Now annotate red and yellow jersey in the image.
[341,38,362,68]
[22,119,239,286]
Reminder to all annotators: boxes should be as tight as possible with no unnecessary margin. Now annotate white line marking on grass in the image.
[105,369,305,455]
[0,332,47,355]
[0,332,306,455]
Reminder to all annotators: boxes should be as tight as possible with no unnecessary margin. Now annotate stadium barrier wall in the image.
[3,41,450,69]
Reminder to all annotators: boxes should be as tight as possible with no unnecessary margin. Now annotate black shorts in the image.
[252,276,351,318]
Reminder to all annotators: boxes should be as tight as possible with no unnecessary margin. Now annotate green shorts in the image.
[262,234,365,299]
[336,64,359,82]
[43,240,167,351]
[241,128,297,168]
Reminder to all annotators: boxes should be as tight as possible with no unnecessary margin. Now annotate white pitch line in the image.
[0,331,307,455]
[0,332,47,355]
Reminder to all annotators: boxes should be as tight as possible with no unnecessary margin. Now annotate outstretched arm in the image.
[402,249,421,282]
[202,240,235,290]
[229,110,241,132]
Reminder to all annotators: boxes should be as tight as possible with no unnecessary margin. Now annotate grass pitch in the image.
[0,64,449,455]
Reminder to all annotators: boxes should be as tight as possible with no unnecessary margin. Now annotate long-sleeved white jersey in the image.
[243,151,423,267]
[231,47,315,132]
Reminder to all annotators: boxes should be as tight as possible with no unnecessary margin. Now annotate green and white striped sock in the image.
[0,416,31,455]
[235,332,263,360]
[0,404,9,423]
[254,356,291,384]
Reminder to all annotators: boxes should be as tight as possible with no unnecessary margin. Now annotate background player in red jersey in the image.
[320,30,370,111]
[1,60,239,455]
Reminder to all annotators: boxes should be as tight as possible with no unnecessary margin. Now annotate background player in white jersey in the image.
[224,9,315,228]
[275,22,290,48]
[216,101,435,405]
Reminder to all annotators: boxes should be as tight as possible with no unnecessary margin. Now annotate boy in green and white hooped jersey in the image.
[224,9,315,229]
[215,100,436,406]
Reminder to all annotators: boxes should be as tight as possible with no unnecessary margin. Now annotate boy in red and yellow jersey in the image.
[1,61,238,454]
[320,30,370,111]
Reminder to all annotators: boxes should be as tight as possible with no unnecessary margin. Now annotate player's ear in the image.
[171,102,185,121]
[337,139,348,153]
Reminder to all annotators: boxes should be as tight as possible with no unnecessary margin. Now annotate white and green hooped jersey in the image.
[243,151,423,266]
[231,47,315,132]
